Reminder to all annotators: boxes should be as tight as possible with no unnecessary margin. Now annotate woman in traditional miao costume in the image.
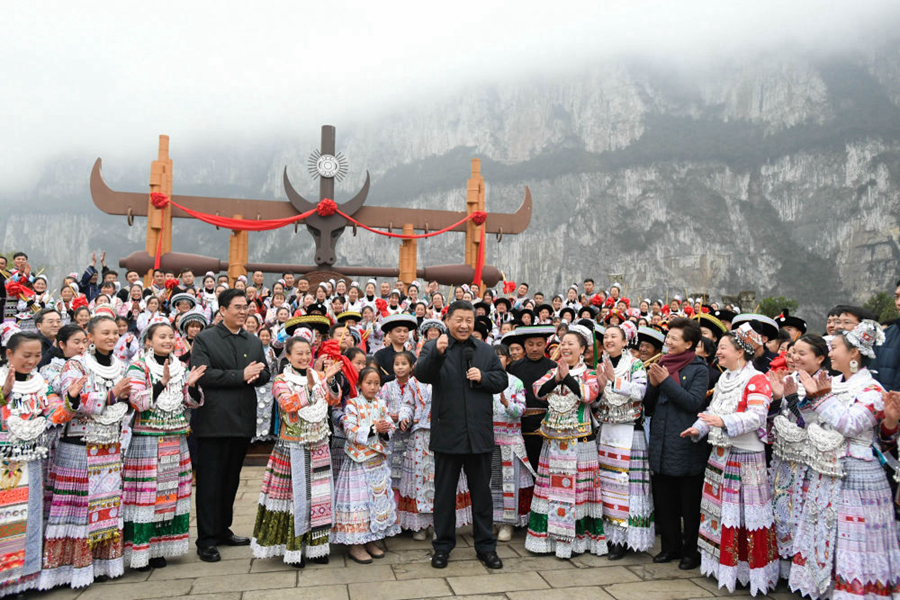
[490,344,534,542]
[681,325,778,596]
[251,336,342,568]
[525,324,605,558]
[19,274,55,313]
[331,347,367,480]
[136,296,162,334]
[40,314,133,589]
[121,321,205,571]
[39,324,89,513]
[593,322,653,561]
[788,321,900,599]
[332,367,400,564]
[113,316,141,365]
[766,333,830,579]
[395,358,473,541]
[0,329,69,597]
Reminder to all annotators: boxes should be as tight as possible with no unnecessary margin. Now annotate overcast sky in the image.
[2,0,899,192]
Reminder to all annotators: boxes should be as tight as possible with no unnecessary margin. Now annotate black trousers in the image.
[433,451,495,554]
[523,434,543,474]
[195,436,251,548]
[651,473,704,559]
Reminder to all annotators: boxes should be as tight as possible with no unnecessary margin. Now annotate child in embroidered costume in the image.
[525,325,606,558]
[251,336,342,568]
[40,314,133,589]
[490,344,534,542]
[786,321,900,599]
[682,326,779,596]
[122,321,206,570]
[378,351,415,497]
[0,329,67,597]
[594,323,653,560]
[395,351,473,541]
[332,367,400,564]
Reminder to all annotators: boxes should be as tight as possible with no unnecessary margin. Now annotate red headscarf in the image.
[318,339,357,399]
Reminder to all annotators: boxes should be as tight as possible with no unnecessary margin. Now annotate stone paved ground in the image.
[35,466,803,600]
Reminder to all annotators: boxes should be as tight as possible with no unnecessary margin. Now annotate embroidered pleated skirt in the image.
[789,458,900,600]
[397,429,473,531]
[0,457,43,597]
[122,435,192,568]
[698,446,778,596]
[251,440,333,562]
[490,443,534,527]
[332,453,400,545]
[525,437,606,558]
[597,428,655,551]
[40,441,124,590]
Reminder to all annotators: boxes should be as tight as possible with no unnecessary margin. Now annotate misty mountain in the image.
[4,45,900,328]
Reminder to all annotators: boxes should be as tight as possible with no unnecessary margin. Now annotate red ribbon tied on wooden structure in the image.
[146,193,489,284]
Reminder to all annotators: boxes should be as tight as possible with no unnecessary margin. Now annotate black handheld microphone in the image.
[463,347,475,389]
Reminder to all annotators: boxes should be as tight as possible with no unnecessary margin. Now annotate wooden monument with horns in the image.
[90,126,532,287]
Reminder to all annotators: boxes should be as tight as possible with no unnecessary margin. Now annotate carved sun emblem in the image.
[308,150,348,181]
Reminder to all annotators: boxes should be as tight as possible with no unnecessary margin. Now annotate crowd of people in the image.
[1,249,899,599]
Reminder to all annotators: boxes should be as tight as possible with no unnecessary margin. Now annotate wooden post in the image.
[145,135,173,285]
[228,215,248,285]
[399,223,416,286]
[464,158,486,284]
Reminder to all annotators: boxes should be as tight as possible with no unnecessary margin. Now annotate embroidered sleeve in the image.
[613,361,647,401]
[342,397,371,445]
[814,384,884,438]
[61,360,112,417]
[505,377,526,418]
[722,374,771,440]
[691,417,710,440]
[581,371,600,404]
[127,362,153,413]
[273,375,310,413]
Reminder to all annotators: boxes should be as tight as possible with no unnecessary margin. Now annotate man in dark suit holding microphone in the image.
[415,300,508,570]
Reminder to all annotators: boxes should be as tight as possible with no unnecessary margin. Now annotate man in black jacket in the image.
[415,301,508,570]
[506,325,557,471]
[191,288,271,562]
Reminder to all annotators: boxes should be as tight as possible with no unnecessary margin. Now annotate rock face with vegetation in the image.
[4,43,900,327]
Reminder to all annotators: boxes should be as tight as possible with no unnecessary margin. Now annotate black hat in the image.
[559,307,576,322]
[534,303,553,318]
[577,305,598,319]
[494,297,512,311]
[474,316,492,339]
[379,314,417,334]
[637,325,665,349]
[502,325,555,348]
[473,301,492,315]
[285,315,331,336]
[305,302,329,317]
[713,308,737,324]
[731,313,779,341]
[513,308,535,327]
[336,311,362,325]
[775,309,807,335]
[696,313,727,342]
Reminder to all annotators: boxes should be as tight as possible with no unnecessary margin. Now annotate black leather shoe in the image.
[292,556,306,569]
[219,534,251,546]
[607,544,627,561]
[653,550,680,563]
[197,546,221,562]
[678,555,701,570]
[431,550,449,569]
[476,551,503,569]
[310,555,329,565]
[149,557,167,569]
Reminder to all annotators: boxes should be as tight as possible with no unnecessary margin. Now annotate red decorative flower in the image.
[591,295,603,307]
[150,192,169,209]
[374,298,389,318]
[471,211,487,226]
[4,280,34,298]
[503,281,517,295]
[71,295,88,310]
[165,279,179,290]
[316,198,337,217]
